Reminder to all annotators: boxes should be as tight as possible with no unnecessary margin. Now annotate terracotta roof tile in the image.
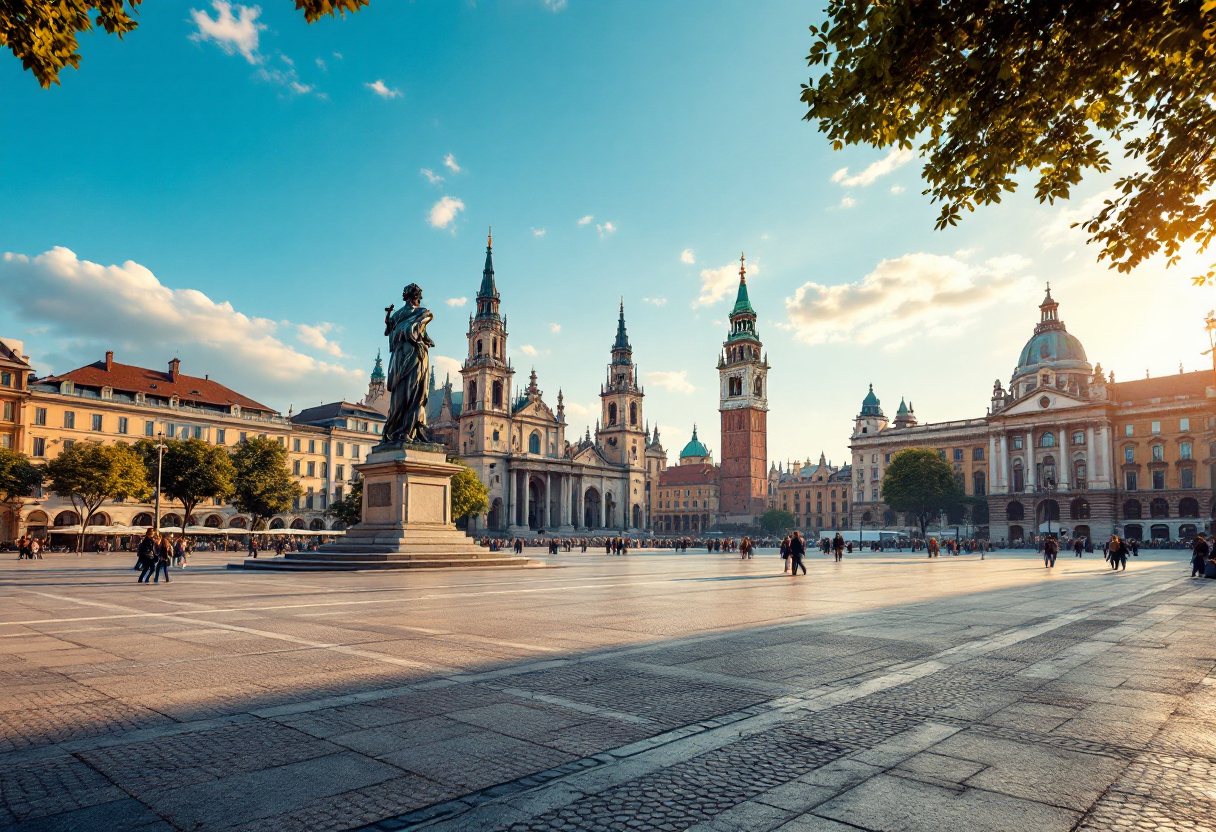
[1109,370,1210,403]
[43,358,273,413]
[659,463,719,486]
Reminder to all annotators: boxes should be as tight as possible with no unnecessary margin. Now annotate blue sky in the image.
[0,0,1206,466]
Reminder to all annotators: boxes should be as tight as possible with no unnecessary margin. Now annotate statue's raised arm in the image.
[382,283,433,445]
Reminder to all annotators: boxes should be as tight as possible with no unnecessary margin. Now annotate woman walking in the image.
[788,531,807,576]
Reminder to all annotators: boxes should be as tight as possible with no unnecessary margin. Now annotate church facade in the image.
[427,236,667,535]
[850,288,1214,544]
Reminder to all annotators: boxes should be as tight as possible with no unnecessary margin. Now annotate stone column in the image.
[989,434,999,491]
[1000,434,1010,492]
[1057,425,1070,490]
[524,470,532,529]
[543,472,551,528]
[1025,430,1036,490]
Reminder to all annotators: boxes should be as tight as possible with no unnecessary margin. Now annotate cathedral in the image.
[409,234,667,535]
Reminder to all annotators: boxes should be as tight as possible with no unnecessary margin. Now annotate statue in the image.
[382,283,434,444]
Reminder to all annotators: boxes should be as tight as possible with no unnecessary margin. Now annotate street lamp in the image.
[153,431,167,532]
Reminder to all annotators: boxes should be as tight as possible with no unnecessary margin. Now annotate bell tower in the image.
[459,230,514,454]
[596,301,646,468]
[718,254,769,522]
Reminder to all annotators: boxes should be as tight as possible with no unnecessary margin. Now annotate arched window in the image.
[754,376,763,396]
[1011,462,1025,493]
[492,381,503,407]
[269,517,286,529]
[1070,499,1090,520]
[492,338,498,357]
[1179,497,1200,518]
[1006,502,1025,521]
[1041,432,1055,447]
[320,462,327,478]
[468,381,477,408]
[608,403,617,425]
[1123,499,1142,519]
[476,340,483,355]
[1150,498,1169,518]
[973,471,986,496]
[54,510,81,527]
[528,432,541,454]
[728,377,742,397]
[310,518,325,530]
[290,518,306,529]
[629,402,638,426]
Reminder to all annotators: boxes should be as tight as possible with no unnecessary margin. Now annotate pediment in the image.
[516,400,556,422]
[573,444,608,464]
[1001,389,1092,416]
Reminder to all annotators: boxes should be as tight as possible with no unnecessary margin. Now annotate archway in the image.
[161,514,182,529]
[290,518,306,529]
[1069,499,1090,520]
[1123,523,1143,540]
[228,516,248,529]
[1008,524,1024,542]
[583,488,601,529]
[632,504,642,529]
[487,498,503,530]
[54,510,80,527]
[1179,497,1199,518]
[88,512,110,527]
[528,476,546,529]
[131,512,153,527]
[269,517,286,529]
[1180,523,1198,539]
[1150,498,1169,519]
[331,520,347,531]
[604,493,617,528]
[1073,524,1090,540]
[861,511,872,523]
[1150,524,1170,541]
[1006,501,1025,521]
[203,514,222,527]
[310,518,325,531]
[1123,499,1142,519]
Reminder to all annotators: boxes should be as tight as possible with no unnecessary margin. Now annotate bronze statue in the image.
[382,283,434,444]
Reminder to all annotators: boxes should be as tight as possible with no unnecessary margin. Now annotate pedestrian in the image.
[16,534,29,560]
[832,532,845,562]
[1191,534,1210,578]
[788,530,807,576]
[1108,534,1127,571]
[136,529,157,583]
[1074,538,1084,558]
[153,533,172,583]
[173,536,187,568]
[780,535,791,573]
[248,535,259,559]
[927,537,939,558]
[1043,536,1058,568]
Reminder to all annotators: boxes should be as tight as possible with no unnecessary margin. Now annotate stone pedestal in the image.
[236,443,534,571]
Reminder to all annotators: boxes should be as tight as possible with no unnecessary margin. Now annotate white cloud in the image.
[543,0,568,9]
[189,2,264,64]
[519,344,538,356]
[577,215,593,226]
[784,252,1034,345]
[597,221,616,238]
[445,297,468,307]
[532,228,546,238]
[421,168,444,185]
[694,259,756,308]
[0,247,362,404]
[296,322,345,357]
[444,153,461,173]
[255,66,313,96]
[428,196,465,230]
[831,147,913,188]
[315,58,326,71]
[680,248,696,265]
[365,79,401,99]
[431,354,462,384]
[839,196,856,208]
[890,185,905,195]
[642,297,667,306]
[548,323,561,334]
[279,54,293,67]
[645,370,695,394]
[563,400,598,421]
[1038,188,1117,248]
[333,52,343,60]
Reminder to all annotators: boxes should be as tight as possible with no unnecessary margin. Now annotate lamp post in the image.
[153,432,167,532]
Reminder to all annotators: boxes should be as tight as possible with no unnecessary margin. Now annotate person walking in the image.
[1043,536,1058,568]
[788,530,807,576]
[173,536,187,568]
[927,537,939,558]
[1108,534,1127,571]
[136,530,157,583]
[248,535,259,559]
[152,533,172,583]
[16,535,29,560]
[1191,534,1210,578]
[780,535,791,573]
[832,532,845,562]
[1074,538,1084,558]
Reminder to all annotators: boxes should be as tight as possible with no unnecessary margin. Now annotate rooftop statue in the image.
[382,283,434,445]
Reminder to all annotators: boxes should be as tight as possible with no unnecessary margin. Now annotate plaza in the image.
[2,548,1214,831]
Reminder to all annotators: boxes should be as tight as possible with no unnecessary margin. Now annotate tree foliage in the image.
[230,437,301,531]
[880,449,961,538]
[44,441,149,550]
[0,446,43,504]
[450,462,488,522]
[135,438,235,535]
[802,0,1216,274]
[327,477,363,527]
[2,0,369,88]
[759,508,796,534]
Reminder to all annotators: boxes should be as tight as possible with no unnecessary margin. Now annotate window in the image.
[336,464,345,481]
[145,420,154,436]
[1151,445,1164,462]
[953,448,963,461]
[1012,436,1024,450]
[63,439,75,450]
[1012,466,1025,492]
[239,432,247,443]
[35,407,47,426]
[293,438,301,452]
[337,442,344,456]
[193,426,203,439]
[529,432,541,454]
[973,471,986,496]
[1182,468,1195,489]
[973,448,984,461]
[63,411,75,429]
[884,453,891,463]
[1126,471,1138,491]
[629,402,638,426]
[1040,432,1055,447]
[1181,417,1191,432]
[320,462,327,478]
[117,417,128,435]
[0,371,10,387]
[306,461,316,477]
[0,435,9,449]
[1072,431,1085,445]
[352,444,360,458]
[33,437,45,457]
[938,450,946,459]
[166,424,176,438]
[1151,421,1161,434]
[216,428,226,444]
[607,403,617,425]
[1,402,11,421]
[1152,470,1165,490]
[308,440,316,454]
[293,460,301,475]
[1125,446,1135,463]
[1180,442,1193,460]
[1126,424,1134,437]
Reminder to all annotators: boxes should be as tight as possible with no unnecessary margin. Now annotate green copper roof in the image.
[896,397,908,415]
[370,351,385,382]
[730,272,754,317]
[478,235,497,301]
[613,300,630,351]
[680,425,709,459]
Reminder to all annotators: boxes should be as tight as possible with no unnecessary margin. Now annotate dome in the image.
[680,425,710,461]
[1010,286,1092,389]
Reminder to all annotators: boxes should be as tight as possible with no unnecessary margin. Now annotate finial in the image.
[487,226,492,247]
[739,252,746,280]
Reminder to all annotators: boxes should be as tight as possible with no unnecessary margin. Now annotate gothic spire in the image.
[476,228,500,320]
[610,298,633,366]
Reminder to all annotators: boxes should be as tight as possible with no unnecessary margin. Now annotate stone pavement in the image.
[1,548,1213,831]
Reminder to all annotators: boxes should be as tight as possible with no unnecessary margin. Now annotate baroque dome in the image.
[1010,286,1092,388]
[680,425,710,461]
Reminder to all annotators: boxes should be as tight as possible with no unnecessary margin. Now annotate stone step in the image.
[286,551,507,562]
[230,555,536,571]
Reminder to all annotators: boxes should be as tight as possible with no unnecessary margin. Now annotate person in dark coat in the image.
[136,529,157,583]
[788,531,807,576]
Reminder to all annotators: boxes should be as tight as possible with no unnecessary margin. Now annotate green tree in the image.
[450,462,488,526]
[759,508,796,535]
[44,441,150,551]
[880,449,961,539]
[802,0,1216,275]
[135,438,235,536]
[326,478,363,528]
[0,446,43,504]
[230,437,302,532]
[3,0,369,89]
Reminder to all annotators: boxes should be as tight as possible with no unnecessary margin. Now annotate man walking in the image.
[136,529,157,583]
[789,530,807,576]
[1191,534,1210,578]
[832,532,845,562]
[1043,536,1058,568]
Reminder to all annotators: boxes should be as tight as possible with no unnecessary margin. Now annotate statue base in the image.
[235,445,536,571]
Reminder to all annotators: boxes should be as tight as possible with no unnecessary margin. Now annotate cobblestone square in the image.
[1,548,1213,831]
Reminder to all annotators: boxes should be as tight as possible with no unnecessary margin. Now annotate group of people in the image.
[14,535,45,559]
[135,528,188,582]
[1191,534,1216,578]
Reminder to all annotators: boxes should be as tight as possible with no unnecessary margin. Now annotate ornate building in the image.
[774,453,852,533]
[436,235,667,535]
[850,287,1215,543]
[717,255,770,525]
[653,426,720,534]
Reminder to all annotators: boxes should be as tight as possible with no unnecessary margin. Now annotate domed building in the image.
[850,287,1213,545]
[653,424,721,535]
